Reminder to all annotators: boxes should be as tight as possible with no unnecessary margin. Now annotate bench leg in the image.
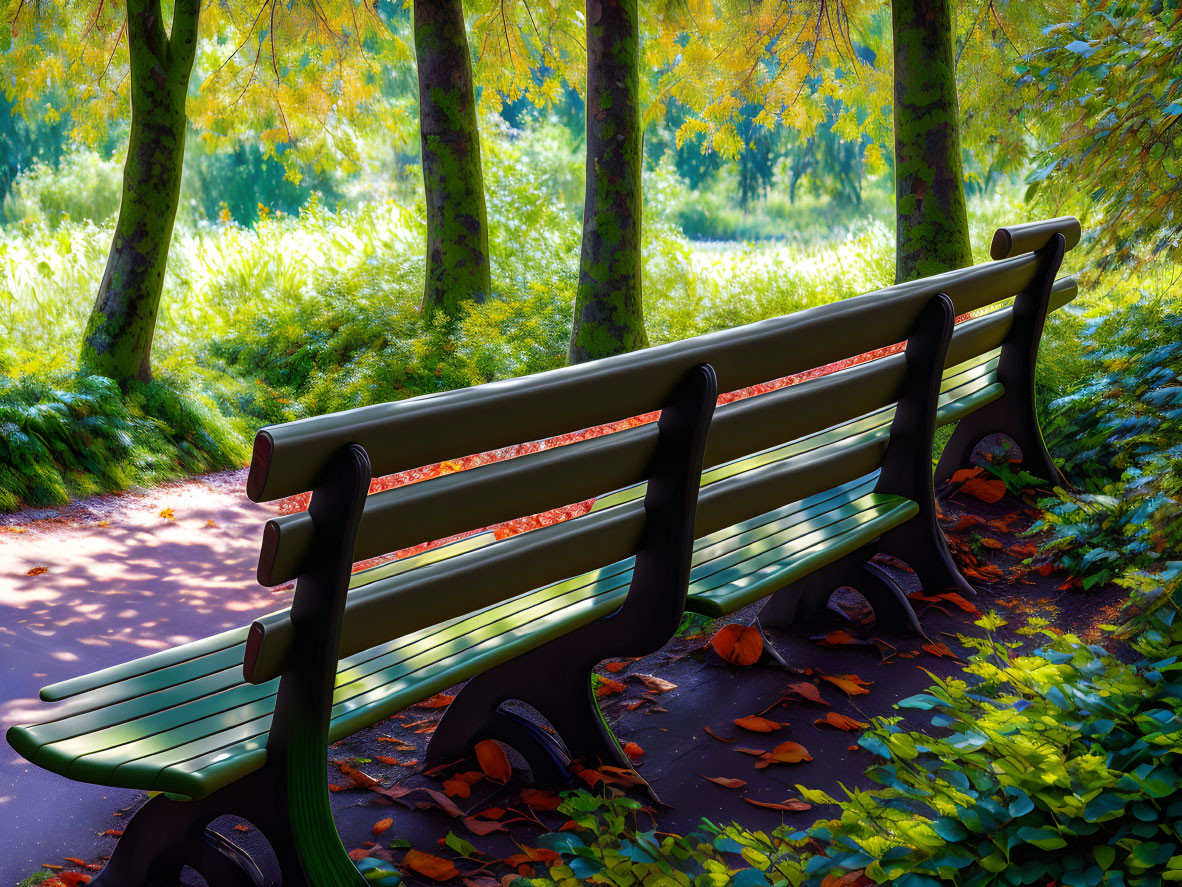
[859,562,928,639]
[878,519,977,599]
[89,792,265,887]
[425,626,633,783]
[935,410,1061,489]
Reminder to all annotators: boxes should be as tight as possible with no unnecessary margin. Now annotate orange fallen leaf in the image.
[754,741,813,768]
[922,640,961,660]
[336,761,378,789]
[443,777,472,798]
[937,593,980,615]
[980,537,1003,550]
[378,736,416,749]
[595,677,626,697]
[743,797,812,812]
[784,682,829,705]
[205,519,218,528]
[1008,543,1039,558]
[734,747,768,756]
[159,508,174,520]
[950,467,983,483]
[26,566,47,576]
[63,858,102,871]
[709,624,763,666]
[948,514,981,531]
[603,660,630,673]
[700,774,747,788]
[818,630,860,646]
[821,674,872,696]
[375,756,418,766]
[233,824,251,833]
[814,711,869,731]
[704,725,736,742]
[373,818,393,835]
[623,741,644,760]
[57,875,92,887]
[414,693,455,709]
[475,739,512,783]
[960,477,1006,503]
[404,849,461,882]
[733,716,785,733]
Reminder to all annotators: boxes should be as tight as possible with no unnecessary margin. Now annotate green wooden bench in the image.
[5,217,1079,885]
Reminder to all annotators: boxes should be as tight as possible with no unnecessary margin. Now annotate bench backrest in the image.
[242,215,1080,687]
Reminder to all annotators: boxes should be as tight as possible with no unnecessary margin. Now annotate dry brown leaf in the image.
[818,630,860,646]
[520,789,562,811]
[26,566,47,576]
[922,640,960,660]
[372,818,393,836]
[937,592,980,615]
[1009,543,1039,558]
[700,774,747,788]
[950,467,983,483]
[463,817,507,836]
[631,674,677,693]
[709,624,763,666]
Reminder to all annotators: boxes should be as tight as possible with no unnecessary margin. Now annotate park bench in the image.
[5,217,1080,886]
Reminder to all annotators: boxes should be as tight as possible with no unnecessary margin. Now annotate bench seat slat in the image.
[7,473,910,801]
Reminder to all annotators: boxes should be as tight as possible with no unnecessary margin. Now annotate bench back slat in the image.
[258,349,911,587]
[247,249,1059,504]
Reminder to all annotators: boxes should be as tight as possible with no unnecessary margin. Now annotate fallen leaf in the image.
[784,682,829,705]
[473,807,505,820]
[205,519,218,528]
[948,514,981,531]
[58,875,92,887]
[623,741,644,760]
[754,741,813,768]
[63,858,102,871]
[414,693,455,709]
[733,716,785,732]
[595,677,626,697]
[631,674,677,693]
[922,640,961,660]
[373,818,393,836]
[960,477,1006,503]
[950,467,983,483]
[159,508,174,520]
[520,789,562,811]
[936,593,980,615]
[820,674,871,696]
[26,566,47,576]
[404,849,461,882]
[743,797,812,812]
[475,740,511,783]
[603,660,630,673]
[709,624,763,666]
[443,778,472,799]
[814,712,869,731]
[980,537,1003,550]
[375,756,418,766]
[463,817,507,836]
[233,824,251,833]
[415,788,465,818]
[336,761,378,789]
[378,736,416,749]
[1008,543,1039,558]
[700,775,747,788]
[817,630,861,646]
[734,747,768,756]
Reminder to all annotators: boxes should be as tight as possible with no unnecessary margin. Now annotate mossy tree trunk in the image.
[415,0,491,320]
[891,0,973,284]
[567,0,648,364]
[79,0,199,384]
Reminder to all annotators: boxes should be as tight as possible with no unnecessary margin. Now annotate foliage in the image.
[1034,299,1182,588]
[514,595,1182,886]
[0,372,246,512]
[0,148,123,227]
[1020,0,1182,267]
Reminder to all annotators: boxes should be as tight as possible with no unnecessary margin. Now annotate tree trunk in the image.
[79,0,199,383]
[567,0,648,364]
[891,0,972,284]
[415,0,490,320]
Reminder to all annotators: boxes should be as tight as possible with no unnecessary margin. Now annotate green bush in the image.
[0,372,247,512]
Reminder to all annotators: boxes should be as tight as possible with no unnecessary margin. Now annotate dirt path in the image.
[0,473,1128,886]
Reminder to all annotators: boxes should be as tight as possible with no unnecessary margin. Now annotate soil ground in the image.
[0,470,1128,886]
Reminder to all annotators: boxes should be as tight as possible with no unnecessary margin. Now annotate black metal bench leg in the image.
[757,559,854,633]
[426,623,633,783]
[859,561,929,639]
[192,829,267,887]
[878,519,977,599]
